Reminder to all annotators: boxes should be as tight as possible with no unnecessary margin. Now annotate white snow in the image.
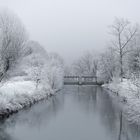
[103,78,140,124]
[0,78,53,113]
[0,49,64,116]
[0,81,36,96]
[0,11,64,116]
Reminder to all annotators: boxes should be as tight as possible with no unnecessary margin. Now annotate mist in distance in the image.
[0,0,140,63]
[0,1,140,140]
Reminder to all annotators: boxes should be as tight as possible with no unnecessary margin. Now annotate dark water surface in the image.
[0,86,140,140]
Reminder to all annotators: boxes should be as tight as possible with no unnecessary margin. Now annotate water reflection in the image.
[69,86,140,140]
[8,94,64,127]
[0,86,140,140]
[0,121,14,140]
[0,94,64,140]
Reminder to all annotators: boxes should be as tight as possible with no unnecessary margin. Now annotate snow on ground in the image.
[103,78,140,124]
[0,77,54,115]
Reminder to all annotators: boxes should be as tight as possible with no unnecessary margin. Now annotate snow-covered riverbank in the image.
[0,10,65,119]
[103,79,140,124]
[0,78,58,118]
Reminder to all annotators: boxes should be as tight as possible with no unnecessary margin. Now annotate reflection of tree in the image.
[3,94,64,130]
[120,120,140,140]
[74,86,98,113]
[96,88,120,139]
[118,111,122,140]
[0,86,140,140]
[73,86,140,140]
[93,88,140,140]
[0,121,15,140]
[0,128,12,140]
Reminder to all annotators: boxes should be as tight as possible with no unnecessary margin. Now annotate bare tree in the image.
[128,47,140,75]
[0,10,28,80]
[99,47,118,82]
[110,18,139,81]
[73,51,98,77]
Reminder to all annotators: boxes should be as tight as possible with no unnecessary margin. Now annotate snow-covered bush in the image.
[40,53,64,91]
[17,42,64,91]
[24,53,45,87]
[41,62,64,91]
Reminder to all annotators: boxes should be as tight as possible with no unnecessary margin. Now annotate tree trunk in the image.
[5,58,10,72]
[120,52,123,82]
[118,111,122,140]
[0,58,10,82]
[36,79,40,88]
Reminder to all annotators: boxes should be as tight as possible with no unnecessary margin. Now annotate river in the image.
[0,85,140,140]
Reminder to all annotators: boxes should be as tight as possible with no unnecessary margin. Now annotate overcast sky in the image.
[0,0,140,63]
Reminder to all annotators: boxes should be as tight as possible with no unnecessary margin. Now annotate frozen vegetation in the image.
[103,78,140,124]
[1,8,140,125]
[100,18,140,124]
[0,9,64,117]
[70,18,140,124]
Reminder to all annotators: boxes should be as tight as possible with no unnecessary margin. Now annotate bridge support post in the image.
[95,76,97,83]
[78,76,82,85]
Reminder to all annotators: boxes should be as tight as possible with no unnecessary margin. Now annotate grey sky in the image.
[0,0,139,63]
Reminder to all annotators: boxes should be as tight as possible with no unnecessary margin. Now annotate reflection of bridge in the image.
[64,76,104,85]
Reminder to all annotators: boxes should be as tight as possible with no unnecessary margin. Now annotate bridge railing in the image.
[63,76,102,85]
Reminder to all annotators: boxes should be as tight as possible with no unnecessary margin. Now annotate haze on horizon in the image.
[0,0,140,64]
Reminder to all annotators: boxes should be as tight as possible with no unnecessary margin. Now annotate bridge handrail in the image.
[64,76,97,78]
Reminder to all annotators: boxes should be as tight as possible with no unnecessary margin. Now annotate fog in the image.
[0,0,140,63]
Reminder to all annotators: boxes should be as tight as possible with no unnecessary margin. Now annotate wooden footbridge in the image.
[64,76,104,85]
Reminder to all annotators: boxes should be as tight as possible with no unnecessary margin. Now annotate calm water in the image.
[0,86,140,140]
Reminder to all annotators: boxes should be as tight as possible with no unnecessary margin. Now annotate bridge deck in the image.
[64,76,103,85]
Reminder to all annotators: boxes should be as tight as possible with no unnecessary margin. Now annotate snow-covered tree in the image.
[21,41,47,87]
[19,41,64,90]
[73,51,98,77]
[41,53,64,90]
[99,47,119,82]
[0,9,28,80]
[109,18,139,81]
[28,54,45,88]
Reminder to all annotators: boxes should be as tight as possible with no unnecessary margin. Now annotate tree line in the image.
[71,18,140,83]
[0,9,64,90]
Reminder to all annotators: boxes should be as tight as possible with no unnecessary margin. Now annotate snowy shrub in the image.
[41,63,64,90]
